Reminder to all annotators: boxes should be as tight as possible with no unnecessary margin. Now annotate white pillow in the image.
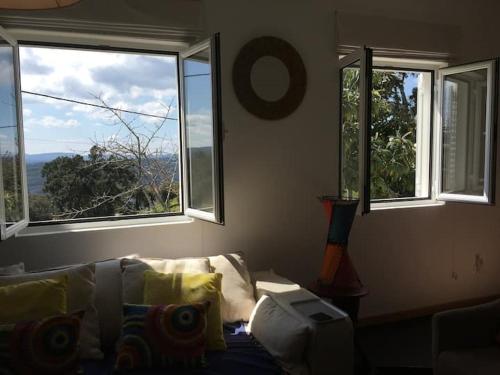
[252,269,301,299]
[122,257,210,304]
[94,259,123,351]
[249,295,309,368]
[208,253,255,322]
[0,263,24,275]
[0,263,102,359]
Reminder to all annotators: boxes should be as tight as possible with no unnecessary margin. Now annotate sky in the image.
[16,46,210,156]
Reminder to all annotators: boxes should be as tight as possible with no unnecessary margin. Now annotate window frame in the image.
[18,40,185,227]
[179,34,224,224]
[338,47,372,215]
[369,64,436,205]
[340,50,499,211]
[0,28,225,235]
[436,59,498,205]
[0,26,29,239]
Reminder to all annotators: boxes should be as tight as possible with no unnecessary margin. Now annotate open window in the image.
[180,34,224,224]
[0,27,29,239]
[340,47,497,212]
[0,28,225,238]
[339,47,372,215]
[437,60,497,204]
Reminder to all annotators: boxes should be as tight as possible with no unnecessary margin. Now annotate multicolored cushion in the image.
[0,312,83,375]
[115,302,209,371]
[0,263,101,359]
[143,271,226,351]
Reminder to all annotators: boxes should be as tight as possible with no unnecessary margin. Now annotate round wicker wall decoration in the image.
[232,36,307,120]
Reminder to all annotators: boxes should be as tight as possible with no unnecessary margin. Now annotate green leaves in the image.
[342,69,419,200]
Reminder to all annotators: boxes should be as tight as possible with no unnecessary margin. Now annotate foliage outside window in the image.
[341,67,432,201]
[340,48,496,210]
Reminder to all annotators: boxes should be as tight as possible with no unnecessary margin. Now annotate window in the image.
[0,28,28,239]
[340,47,497,214]
[438,61,496,203]
[180,36,224,223]
[370,68,433,202]
[0,26,224,239]
[21,46,181,222]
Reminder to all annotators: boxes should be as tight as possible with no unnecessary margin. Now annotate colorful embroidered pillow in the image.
[143,271,226,351]
[0,276,68,323]
[0,263,101,359]
[0,312,83,375]
[115,302,209,371]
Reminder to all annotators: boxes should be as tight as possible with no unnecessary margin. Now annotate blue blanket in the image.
[82,323,284,374]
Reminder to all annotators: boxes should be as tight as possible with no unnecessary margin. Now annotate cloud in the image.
[31,115,80,129]
[19,47,178,117]
[20,58,53,75]
[91,55,177,93]
[61,76,94,99]
[19,46,181,154]
[0,53,14,87]
[186,111,213,148]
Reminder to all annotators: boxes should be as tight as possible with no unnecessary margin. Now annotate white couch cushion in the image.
[252,269,301,299]
[249,294,310,372]
[209,253,255,322]
[122,257,210,304]
[94,259,123,351]
[0,263,101,359]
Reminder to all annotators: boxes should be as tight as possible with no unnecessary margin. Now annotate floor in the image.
[356,316,433,375]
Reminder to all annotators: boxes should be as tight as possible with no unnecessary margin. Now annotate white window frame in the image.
[339,49,498,211]
[369,57,446,210]
[436,60,497,204]
[179,34,224,224]
[0,26,29,239]
[0,28,224,237]
[339,47,372,215]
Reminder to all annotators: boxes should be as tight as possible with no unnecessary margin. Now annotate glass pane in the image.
[340,61,360,199]
[442,68,488,196]
[183,47,215,213]
[0,40,24,226]
[371,69,432,200]
[20,46,180,222]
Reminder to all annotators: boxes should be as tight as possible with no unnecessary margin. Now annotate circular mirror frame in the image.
[232,36,307,120]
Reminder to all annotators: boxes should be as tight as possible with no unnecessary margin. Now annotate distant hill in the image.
[27,162,46,194]
[25,153,76,164]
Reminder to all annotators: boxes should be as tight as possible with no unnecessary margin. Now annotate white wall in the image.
[1,0,500,319]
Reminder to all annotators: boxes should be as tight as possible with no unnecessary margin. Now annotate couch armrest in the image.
[250,271,353,375]
[251,269,301,300]
[432,298,500,366]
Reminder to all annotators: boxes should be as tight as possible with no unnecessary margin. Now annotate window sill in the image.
[16,215,194,237]
[371,199,445,211]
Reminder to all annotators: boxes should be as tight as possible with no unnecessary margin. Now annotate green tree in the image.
[1,153,24,223]
[42,146,138,219]
[341,69,418,200]
[28,194,54,222]
[37,96,180,220]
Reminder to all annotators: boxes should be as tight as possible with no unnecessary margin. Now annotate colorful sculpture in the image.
[313,196,366,297]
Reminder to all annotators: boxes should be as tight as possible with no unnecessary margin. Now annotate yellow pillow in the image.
[143,271,226,351]
[0,276,68,323]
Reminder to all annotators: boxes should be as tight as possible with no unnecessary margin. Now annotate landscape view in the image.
[20,46,183,222]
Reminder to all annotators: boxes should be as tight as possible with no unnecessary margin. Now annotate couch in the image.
[0,254,354,375]
[432,298,500,375]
